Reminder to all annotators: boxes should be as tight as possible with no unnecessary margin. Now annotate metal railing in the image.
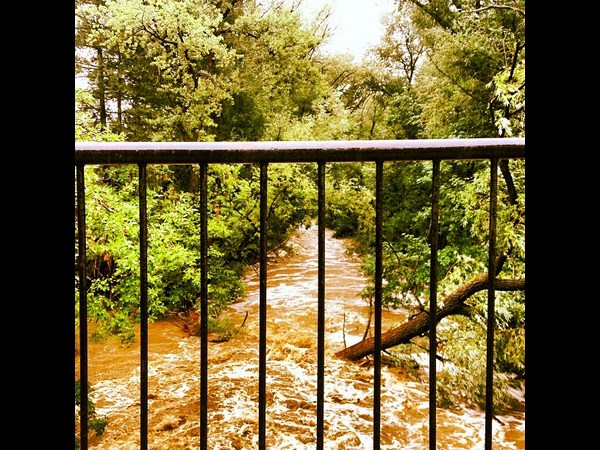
[75,137,525,449]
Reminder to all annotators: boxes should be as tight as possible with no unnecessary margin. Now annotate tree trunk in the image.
[335,268,525,361]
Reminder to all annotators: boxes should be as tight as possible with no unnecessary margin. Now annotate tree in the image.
[335,255,524,360]
[76,0,240,141]
[221,0,351,141]
[76,0,355,141]
[77,160,318,342]
[375,2,426,87]
[405,0,525,138]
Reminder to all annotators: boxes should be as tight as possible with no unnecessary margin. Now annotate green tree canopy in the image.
[404,0,525,138]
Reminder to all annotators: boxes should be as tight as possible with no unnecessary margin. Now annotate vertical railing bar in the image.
[258,162,268,450]
[76,164,89,450]
[428,159,441,449]
[484,158,498,449]
[317,162,326,450]
[138,163,149,450]
[199,163,209,450]
[373,160,383,449]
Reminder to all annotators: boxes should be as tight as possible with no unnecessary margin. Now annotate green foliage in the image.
[265,163,318,240]
[75,88,125,142]
[386,89,424,139]
[383,348,423,380]
[435,313,523,412]
[208,315,244,342]
[324,162,375,240]
[75,0,354,142]
[206,163,316,262]
[490,291,525,376]
[488,63,525,137]
[214,91,266,141]
[80,165,204,339]
[75,379,108,448]
[410,0,525,139]
[322,156,524,412]
[226,2,353,141]
[76,0,238,141]
[77,161,317,342]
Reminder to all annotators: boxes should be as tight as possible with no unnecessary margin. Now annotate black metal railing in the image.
[75,137,525,450]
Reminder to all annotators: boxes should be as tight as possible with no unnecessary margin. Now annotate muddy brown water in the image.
[76,225,525,449]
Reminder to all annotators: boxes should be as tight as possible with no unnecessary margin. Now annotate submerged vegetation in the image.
[75,380,108,448]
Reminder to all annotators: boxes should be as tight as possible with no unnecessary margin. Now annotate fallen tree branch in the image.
[335,260,525,361]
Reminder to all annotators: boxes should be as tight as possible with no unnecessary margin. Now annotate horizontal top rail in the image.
[75,138,525,165]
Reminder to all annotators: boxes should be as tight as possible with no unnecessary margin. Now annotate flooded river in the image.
[76,225,524,449]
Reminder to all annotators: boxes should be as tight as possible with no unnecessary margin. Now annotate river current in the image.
[76,225,525,449]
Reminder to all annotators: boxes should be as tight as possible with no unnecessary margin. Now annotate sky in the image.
[297,0,396,61]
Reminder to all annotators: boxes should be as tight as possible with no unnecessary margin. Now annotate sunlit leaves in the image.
[76,0,238,141]
[399,0,526,139]
[436,316,519,411]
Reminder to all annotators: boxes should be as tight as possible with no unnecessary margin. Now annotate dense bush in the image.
[76,163,317,343]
